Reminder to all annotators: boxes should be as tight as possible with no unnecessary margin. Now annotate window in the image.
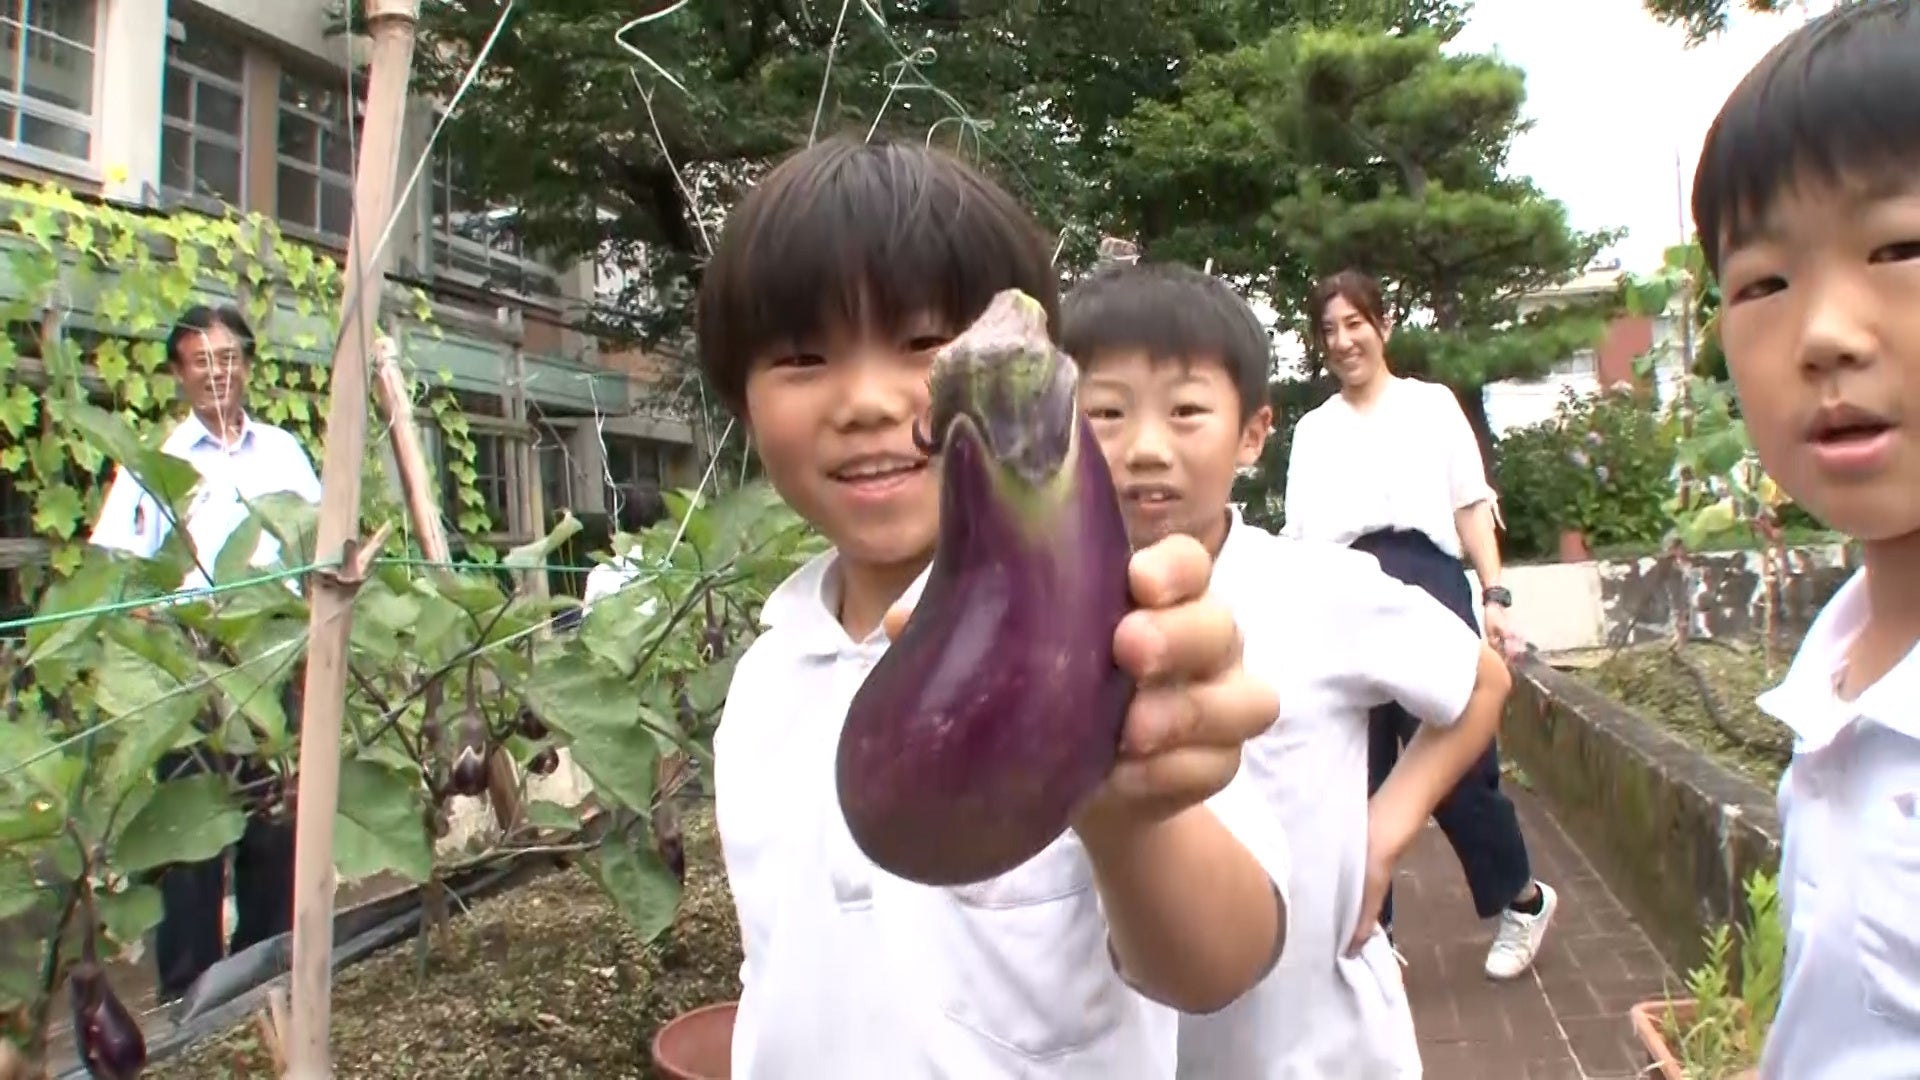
[430,139,560,298]
[276,71,360,239]
[1548,349,1597,379]
[0,0,99,164]
[604,435,664,494]
[534,424,571,514]
[161,21,245,206]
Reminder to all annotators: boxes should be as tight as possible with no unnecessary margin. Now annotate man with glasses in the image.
[88,303,322,1004]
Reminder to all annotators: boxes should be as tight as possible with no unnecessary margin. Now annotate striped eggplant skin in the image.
[836,289,1136,887]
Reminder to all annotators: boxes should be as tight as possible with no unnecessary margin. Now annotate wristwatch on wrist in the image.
[1482,585,1513,608]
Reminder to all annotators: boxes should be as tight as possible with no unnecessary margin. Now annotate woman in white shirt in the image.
[1281,269,1557,981]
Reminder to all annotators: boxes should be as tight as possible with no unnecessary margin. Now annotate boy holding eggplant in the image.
[691,135,1291,1077]
[1062,261,1513,1078]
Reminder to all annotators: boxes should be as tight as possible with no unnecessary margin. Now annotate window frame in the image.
[160,18,248,209]
[0,0,105,174]
[273,67,363,243]
[424,131,564,302]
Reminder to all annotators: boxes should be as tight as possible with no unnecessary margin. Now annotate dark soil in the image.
[1575,639,1795,790]
[145,807,740,1079]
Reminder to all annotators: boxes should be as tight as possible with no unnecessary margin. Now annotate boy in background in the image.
[1064,261,1512,1078]
[1690,3,1920,1076]
[694,136,1292,1077]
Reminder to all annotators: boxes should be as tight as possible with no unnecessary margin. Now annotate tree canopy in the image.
[409,1,1471,341]
[1109,24,1613,454]
[1640,0,1795,46]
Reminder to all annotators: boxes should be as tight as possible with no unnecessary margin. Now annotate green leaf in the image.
[199,654,291,752]
[587,832,683,944]
[247,491,319,567]
[520,650,658,809]
[0,857,45,921]
[56,400,202,515]
[213,513,266,587]
[0,717,80,800]
[333,757,432,884]
[505,511,583,571]
[112,774,246,876]
[97,639,207,794]
[422,570,507,619]
[96,883,164,947]
[523,799,579,832]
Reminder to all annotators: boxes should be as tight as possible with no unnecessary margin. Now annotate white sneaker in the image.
[1484,881,1557,980]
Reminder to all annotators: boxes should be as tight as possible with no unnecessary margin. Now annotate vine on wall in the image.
[0,180,493,578]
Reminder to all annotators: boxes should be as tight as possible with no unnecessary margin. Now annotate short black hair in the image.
[695,135,1059,415]
[166,303,256,366]
[615,484,666,533]
[1061,262,1271,419]
[1692,0,1920,275]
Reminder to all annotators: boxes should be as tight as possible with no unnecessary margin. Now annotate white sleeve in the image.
[88,465,162,558]
[1437,387,1496,510]
[1348,559,1483,726]
[283,432,323,504]
[1278,414,1314,539]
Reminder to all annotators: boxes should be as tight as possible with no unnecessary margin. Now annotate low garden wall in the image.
[1501,659,1782,973]
[1483,542,1857,653]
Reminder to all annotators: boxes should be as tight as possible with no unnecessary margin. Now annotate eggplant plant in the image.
[0,406,818,1070]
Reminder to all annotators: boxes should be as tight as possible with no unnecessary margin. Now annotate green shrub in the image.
[1494,386,1678,562]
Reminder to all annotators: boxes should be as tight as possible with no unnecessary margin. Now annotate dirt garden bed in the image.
[145,808,740,1079]
[1573,638,1795,790]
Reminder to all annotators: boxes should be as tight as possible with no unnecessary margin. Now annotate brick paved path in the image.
[1399,786,1675,1080]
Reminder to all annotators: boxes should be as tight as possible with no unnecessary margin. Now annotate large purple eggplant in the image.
[836,289,1135,887]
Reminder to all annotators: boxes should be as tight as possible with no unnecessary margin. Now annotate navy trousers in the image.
[151,673,300,1000]
[1349,528,1533,925]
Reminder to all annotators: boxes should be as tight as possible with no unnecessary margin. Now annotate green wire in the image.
[0,554,681,637]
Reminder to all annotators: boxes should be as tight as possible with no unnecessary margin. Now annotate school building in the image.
[0,0,709,580]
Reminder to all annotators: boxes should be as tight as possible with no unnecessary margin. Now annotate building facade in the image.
[0,0,705,565]
[1482,261,1685,436]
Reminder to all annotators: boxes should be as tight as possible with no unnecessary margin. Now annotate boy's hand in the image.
[880,534,1278,839]
[1073,534,1278,838]
[1348,815,1400,956]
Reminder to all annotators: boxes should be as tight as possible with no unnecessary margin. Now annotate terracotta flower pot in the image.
[651,1000,737,1080]
[1629,999,1760,1080]
[1557,528,1591,563]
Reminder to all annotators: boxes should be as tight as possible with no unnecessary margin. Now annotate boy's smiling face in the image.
[743,316,945,574]
[1716,178,1920,544]
[1081,350,1272,552]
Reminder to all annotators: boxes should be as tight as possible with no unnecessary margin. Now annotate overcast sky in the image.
[1450,0,1832,273]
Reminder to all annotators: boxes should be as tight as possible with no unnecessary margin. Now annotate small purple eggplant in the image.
[836,289,1135,886]
[69,958,146,1079]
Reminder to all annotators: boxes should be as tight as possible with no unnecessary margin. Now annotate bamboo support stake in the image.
[370,338,522,830]
[286,3,421,1076]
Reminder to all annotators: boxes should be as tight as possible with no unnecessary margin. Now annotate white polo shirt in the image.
[1755,570,1920,1080]
[1280,376,1496,558]
[716,549,1293,1079]
[1179,511,1482,1079]
[88,412,322,594]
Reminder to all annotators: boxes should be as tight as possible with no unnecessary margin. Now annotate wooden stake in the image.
[286,3,421,1077]
[370,338,521,831]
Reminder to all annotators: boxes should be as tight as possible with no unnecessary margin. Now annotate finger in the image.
[1127,533,1212,609]
[881,602,915,640]
[1114,594,1242,683]
[1347,888,1384,957]
[1119,677,1278,755]
[1100,745,1242,806]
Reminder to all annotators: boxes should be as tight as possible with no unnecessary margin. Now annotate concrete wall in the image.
[1469,543,1857,654]
[1503,663,1782,974]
